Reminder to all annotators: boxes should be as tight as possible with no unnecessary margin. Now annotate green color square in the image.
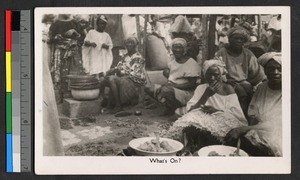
[6,93,12,133]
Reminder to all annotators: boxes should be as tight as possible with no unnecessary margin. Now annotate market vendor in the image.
[145,38,201,115]
[215,26,266,117]
[101,36,146,114]
[225,52,282,156]
[48,14,84,102]
[169,15,200,61]
[167,59,247,153]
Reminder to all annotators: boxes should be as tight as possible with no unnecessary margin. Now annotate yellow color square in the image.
[6,52,11,92]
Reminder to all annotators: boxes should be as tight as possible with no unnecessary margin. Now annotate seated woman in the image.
[102,36,146,114]
[145,38,201,115]
[215,26,266,117]
[225,52,282,156]
[167,60,248,153]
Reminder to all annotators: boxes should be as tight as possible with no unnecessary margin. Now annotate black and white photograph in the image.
[34,7,291,174]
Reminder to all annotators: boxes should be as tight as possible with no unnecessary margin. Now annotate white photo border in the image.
[34,6,291,175]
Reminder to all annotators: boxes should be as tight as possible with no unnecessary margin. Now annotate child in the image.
[82,15,113,79]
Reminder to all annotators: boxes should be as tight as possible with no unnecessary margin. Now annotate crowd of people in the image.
[42,14,282,156]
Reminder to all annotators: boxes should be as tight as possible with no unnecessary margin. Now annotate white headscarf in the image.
[257,52,282,67]
[98,15,108,23]
[73,14,90,22]
[202,59,228,81]
[171,38,187,54]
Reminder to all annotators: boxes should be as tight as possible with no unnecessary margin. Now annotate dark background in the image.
[0,0,299,179]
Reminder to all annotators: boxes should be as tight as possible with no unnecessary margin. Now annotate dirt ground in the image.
[58,98,178,156]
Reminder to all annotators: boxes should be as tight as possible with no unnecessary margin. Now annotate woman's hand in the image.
[90,42,97,48]
[65,29,80,38]
[206,81,226,96]
[106,68,116,76]
[102,43,109,49]
[188,104,203,112]
[226,79,237,87]
[166,81,177,87]
[162,68,170,79]
[209,81,222,93]
[54,34,63,41]
[84,41,90,46]
[224,127,248,145]
[201,105,220,114]
[84,41,96,47]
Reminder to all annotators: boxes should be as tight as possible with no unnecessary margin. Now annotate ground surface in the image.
[58,99,178,156]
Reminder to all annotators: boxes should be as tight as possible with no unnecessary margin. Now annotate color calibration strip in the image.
[6,10,32,173]
[6,10,13,173]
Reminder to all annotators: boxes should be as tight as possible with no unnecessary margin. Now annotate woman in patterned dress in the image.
[102,36,146,114]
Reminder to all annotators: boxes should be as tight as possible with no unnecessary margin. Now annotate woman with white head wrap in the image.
[145,38,201,115]
[171,38,188,54]
[202,59,228,82]
[166,59,247,153]
[258,52,281,66]
[225,52,282,156]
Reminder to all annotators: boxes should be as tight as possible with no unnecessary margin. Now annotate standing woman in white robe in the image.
[82,15,113,78]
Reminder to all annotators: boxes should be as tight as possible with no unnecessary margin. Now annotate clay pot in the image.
[66,74,101,100]
[71,89,100,101]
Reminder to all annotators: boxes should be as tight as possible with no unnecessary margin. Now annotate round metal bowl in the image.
[66,74,98,84]
[129,137,184,156]
[197,145,248,157]
[70,78,99,84]
[70,83,100,90]
[66,74,95,79]
[71,88,100,100]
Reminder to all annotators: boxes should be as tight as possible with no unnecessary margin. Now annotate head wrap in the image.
[169,15,193,34]
[227,26,250,42]
[124,36,139,46]
[98,15,108,23]
[58,14,72,21]
[73,14,90,22]
[42,14,57,23]
[267,15,281,31]
[257,52,282,67]
[171,38,188,54]
[202,59,228,81]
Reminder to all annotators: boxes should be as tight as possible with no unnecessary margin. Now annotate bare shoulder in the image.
[222,83,235,95]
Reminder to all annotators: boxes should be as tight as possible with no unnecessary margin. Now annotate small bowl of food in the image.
[197,145,248,157]
[129,137,184,156]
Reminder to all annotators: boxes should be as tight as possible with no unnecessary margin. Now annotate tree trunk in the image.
[208,15,217,59]
[135,15,142,53]
[258,14,262,41]
[201,15,209,61]
[143,15,149,58]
